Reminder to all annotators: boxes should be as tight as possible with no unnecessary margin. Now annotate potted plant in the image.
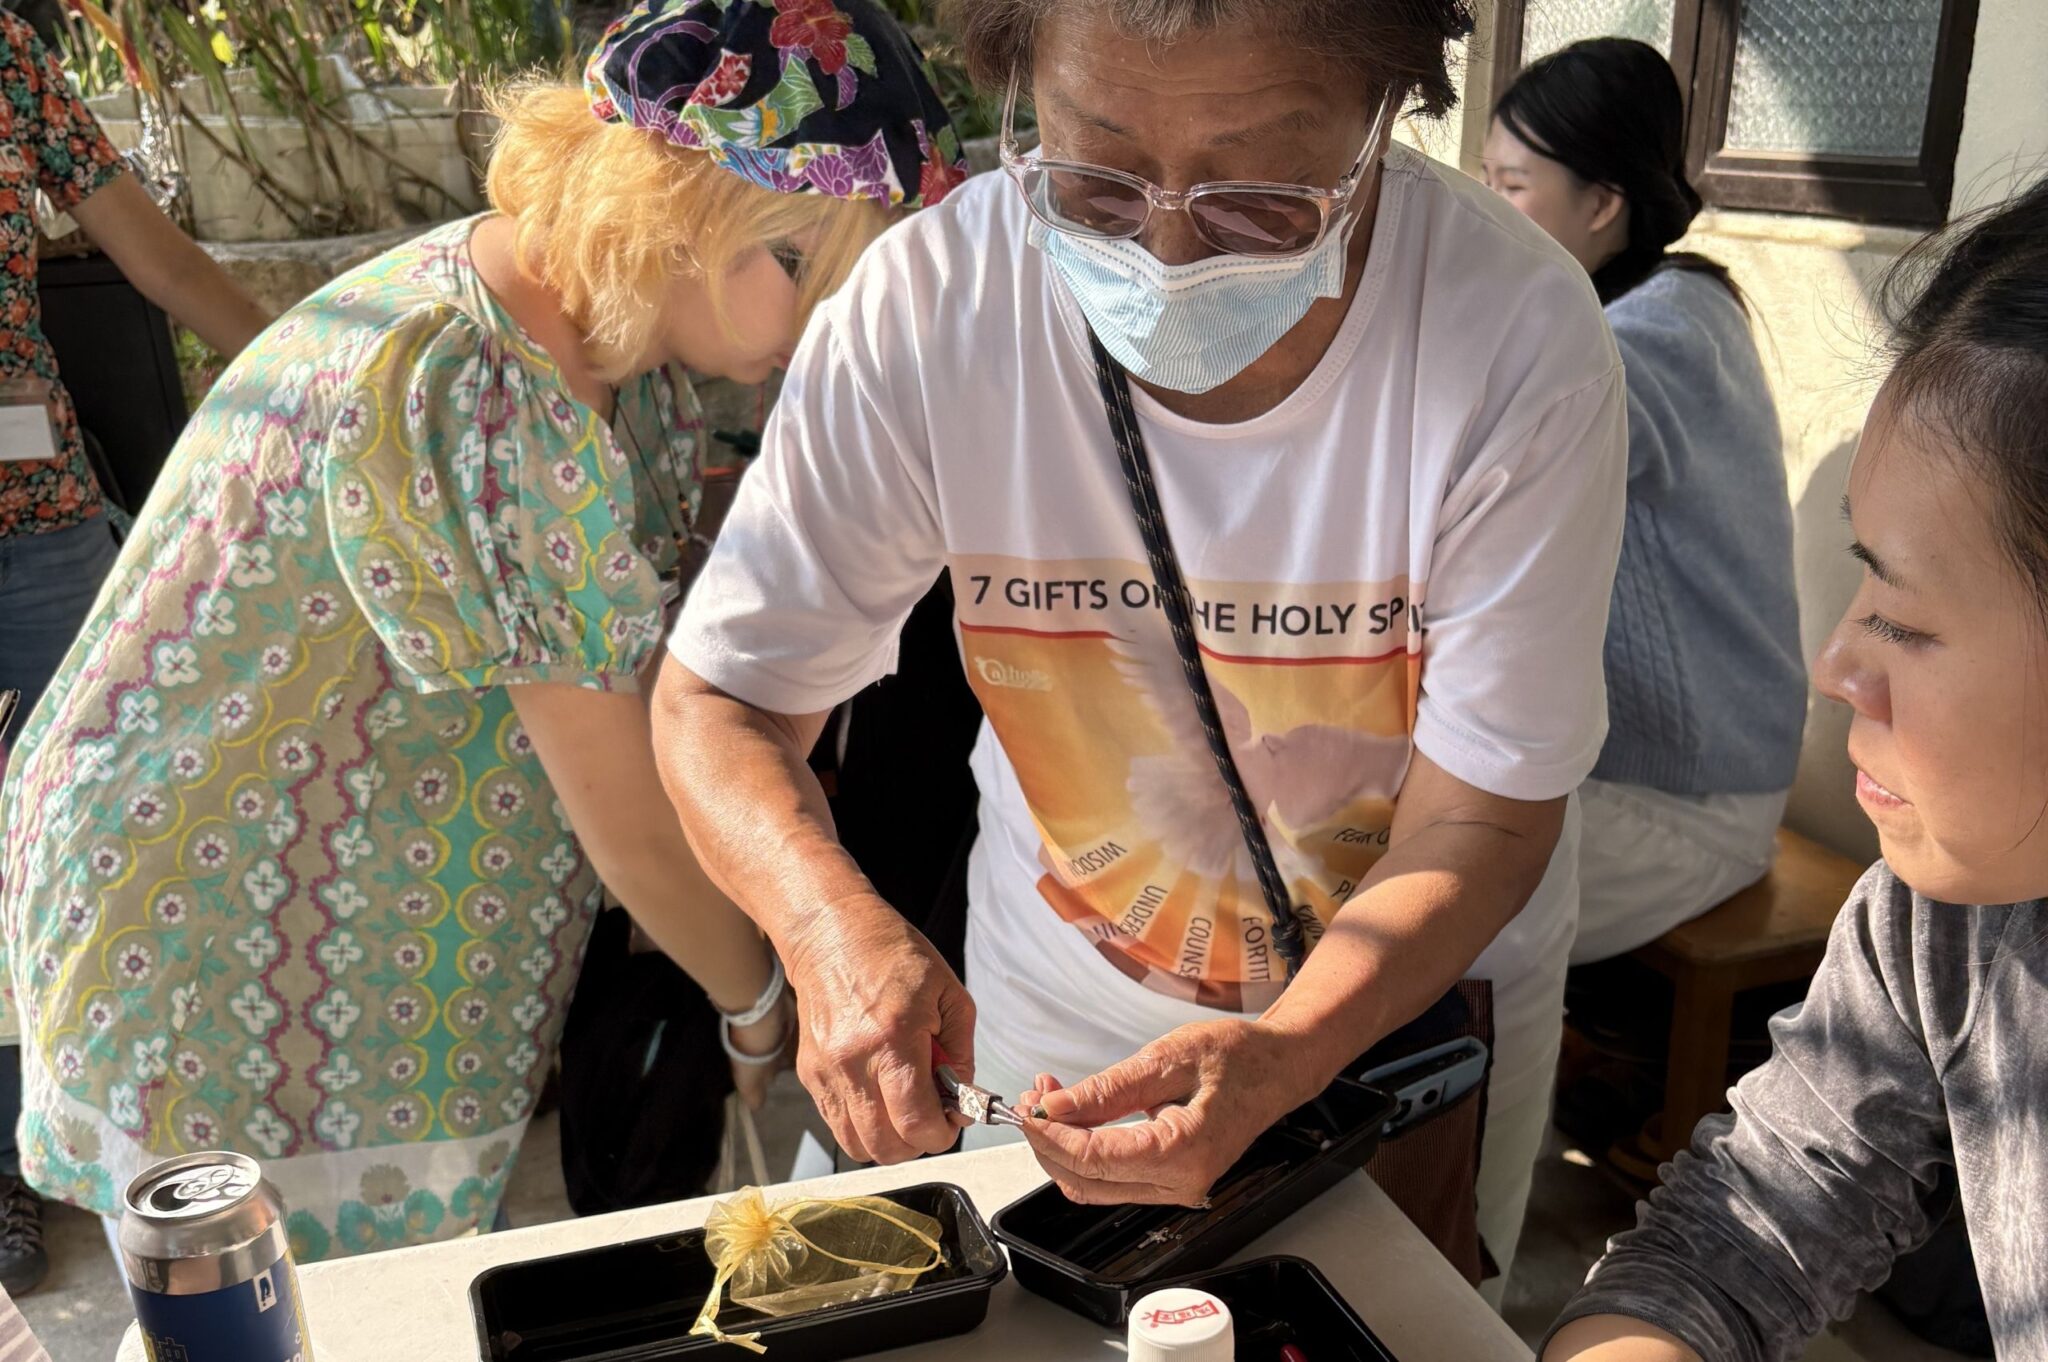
[59,0,570,242]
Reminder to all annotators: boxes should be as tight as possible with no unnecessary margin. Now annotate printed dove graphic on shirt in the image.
[1107,634,1412,888]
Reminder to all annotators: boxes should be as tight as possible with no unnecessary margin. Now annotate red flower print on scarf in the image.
[769,0,854,76]
[688,50,752,106]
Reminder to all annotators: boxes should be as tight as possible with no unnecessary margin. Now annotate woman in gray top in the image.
[1482,40,1806,963]
[1544,177,2048,1361]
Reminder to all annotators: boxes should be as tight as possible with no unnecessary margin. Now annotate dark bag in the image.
[826,574,984,973]
[557,906,735,1215]
[1088,332,1494,1282]
[1355,982,1495,1285]
[555,460,760,1215]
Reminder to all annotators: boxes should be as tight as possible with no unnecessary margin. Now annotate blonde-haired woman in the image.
[0,0,964,1259]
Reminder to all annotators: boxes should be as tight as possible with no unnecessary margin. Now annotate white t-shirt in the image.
[672,148,1625,1042]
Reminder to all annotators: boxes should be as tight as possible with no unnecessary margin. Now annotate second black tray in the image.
[1145,1255,1403,1361]
[992,1079,1396,1325]
[471,1181,1006,1361]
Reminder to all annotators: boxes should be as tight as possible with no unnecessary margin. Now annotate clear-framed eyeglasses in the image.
[998,74,1391,259]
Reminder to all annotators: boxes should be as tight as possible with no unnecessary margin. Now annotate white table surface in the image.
[116,1143,1531,1361]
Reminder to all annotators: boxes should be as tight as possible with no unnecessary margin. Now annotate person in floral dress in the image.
[0,0,966,1261]
[0,11,269,1292]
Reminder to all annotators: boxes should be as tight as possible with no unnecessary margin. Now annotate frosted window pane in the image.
[1726,0,1942,157]
[1521,0,1675,61]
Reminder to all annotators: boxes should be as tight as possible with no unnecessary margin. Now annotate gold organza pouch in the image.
[689,1187,945,1354]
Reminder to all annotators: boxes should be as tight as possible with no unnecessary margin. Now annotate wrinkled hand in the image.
[726,992,795,1111]
[1020,1020,1317,1206]
[786,899,975,1165]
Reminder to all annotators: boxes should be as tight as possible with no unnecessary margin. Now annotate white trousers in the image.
[1570,778,1785,965]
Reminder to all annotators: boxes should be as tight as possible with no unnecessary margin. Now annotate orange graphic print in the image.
[953,554,1425,1013]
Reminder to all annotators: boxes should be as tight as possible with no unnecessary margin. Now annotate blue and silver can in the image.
[118,1151,312,1362]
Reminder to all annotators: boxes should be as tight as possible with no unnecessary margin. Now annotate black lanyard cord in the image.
[1088,331,1309,978]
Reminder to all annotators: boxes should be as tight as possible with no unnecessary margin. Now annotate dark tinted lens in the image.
[1030,165,1149,237]
[1190,190,1326,255]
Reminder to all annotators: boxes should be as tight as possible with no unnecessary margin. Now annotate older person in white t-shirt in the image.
[653,0,1625,1294]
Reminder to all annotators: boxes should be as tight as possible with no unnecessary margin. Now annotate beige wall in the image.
[1952,0,2048,216]
[1405,1,2047,862]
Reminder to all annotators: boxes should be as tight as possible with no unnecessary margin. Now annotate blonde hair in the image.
[485,83,889,381]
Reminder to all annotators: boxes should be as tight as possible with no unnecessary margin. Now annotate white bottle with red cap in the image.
[1127,1286,1235,1362]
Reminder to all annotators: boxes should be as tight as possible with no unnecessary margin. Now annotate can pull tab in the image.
[147,1162,257,1215]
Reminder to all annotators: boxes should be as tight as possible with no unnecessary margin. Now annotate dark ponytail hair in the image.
[1882,178,2048,611]
[1494,37,1742,310]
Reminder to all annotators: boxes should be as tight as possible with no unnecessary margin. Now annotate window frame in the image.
[1488,0,1981,226]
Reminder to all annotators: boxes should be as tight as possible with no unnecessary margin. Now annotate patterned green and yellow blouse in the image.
[0,217,701,1257]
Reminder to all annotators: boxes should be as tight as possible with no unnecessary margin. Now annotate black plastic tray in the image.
[1146,1255,1402,1361]
[470,1182,1006,1361]
[992,1079,1397,1325]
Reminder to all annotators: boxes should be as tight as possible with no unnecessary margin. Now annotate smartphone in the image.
[1357,1037,1489,1137]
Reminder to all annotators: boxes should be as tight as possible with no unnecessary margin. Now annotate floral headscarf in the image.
[586,0,969,208]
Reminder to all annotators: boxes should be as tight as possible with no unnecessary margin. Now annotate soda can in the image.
[118,1151,313,1362]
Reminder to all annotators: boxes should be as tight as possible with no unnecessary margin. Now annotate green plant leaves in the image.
[58,0,577,237]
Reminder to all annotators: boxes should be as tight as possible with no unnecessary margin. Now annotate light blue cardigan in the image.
[1592,266,1805,795]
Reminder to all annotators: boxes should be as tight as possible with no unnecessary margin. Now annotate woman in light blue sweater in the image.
[1482,39,1806,963]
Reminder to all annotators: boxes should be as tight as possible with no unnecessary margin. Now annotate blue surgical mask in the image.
[1034,212,1355,395]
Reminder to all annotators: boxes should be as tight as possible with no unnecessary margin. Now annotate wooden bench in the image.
[1630,827,1866,1163]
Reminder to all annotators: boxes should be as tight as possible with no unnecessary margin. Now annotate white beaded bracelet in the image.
[721,1009,792,1067]
[719,955,786,1029]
